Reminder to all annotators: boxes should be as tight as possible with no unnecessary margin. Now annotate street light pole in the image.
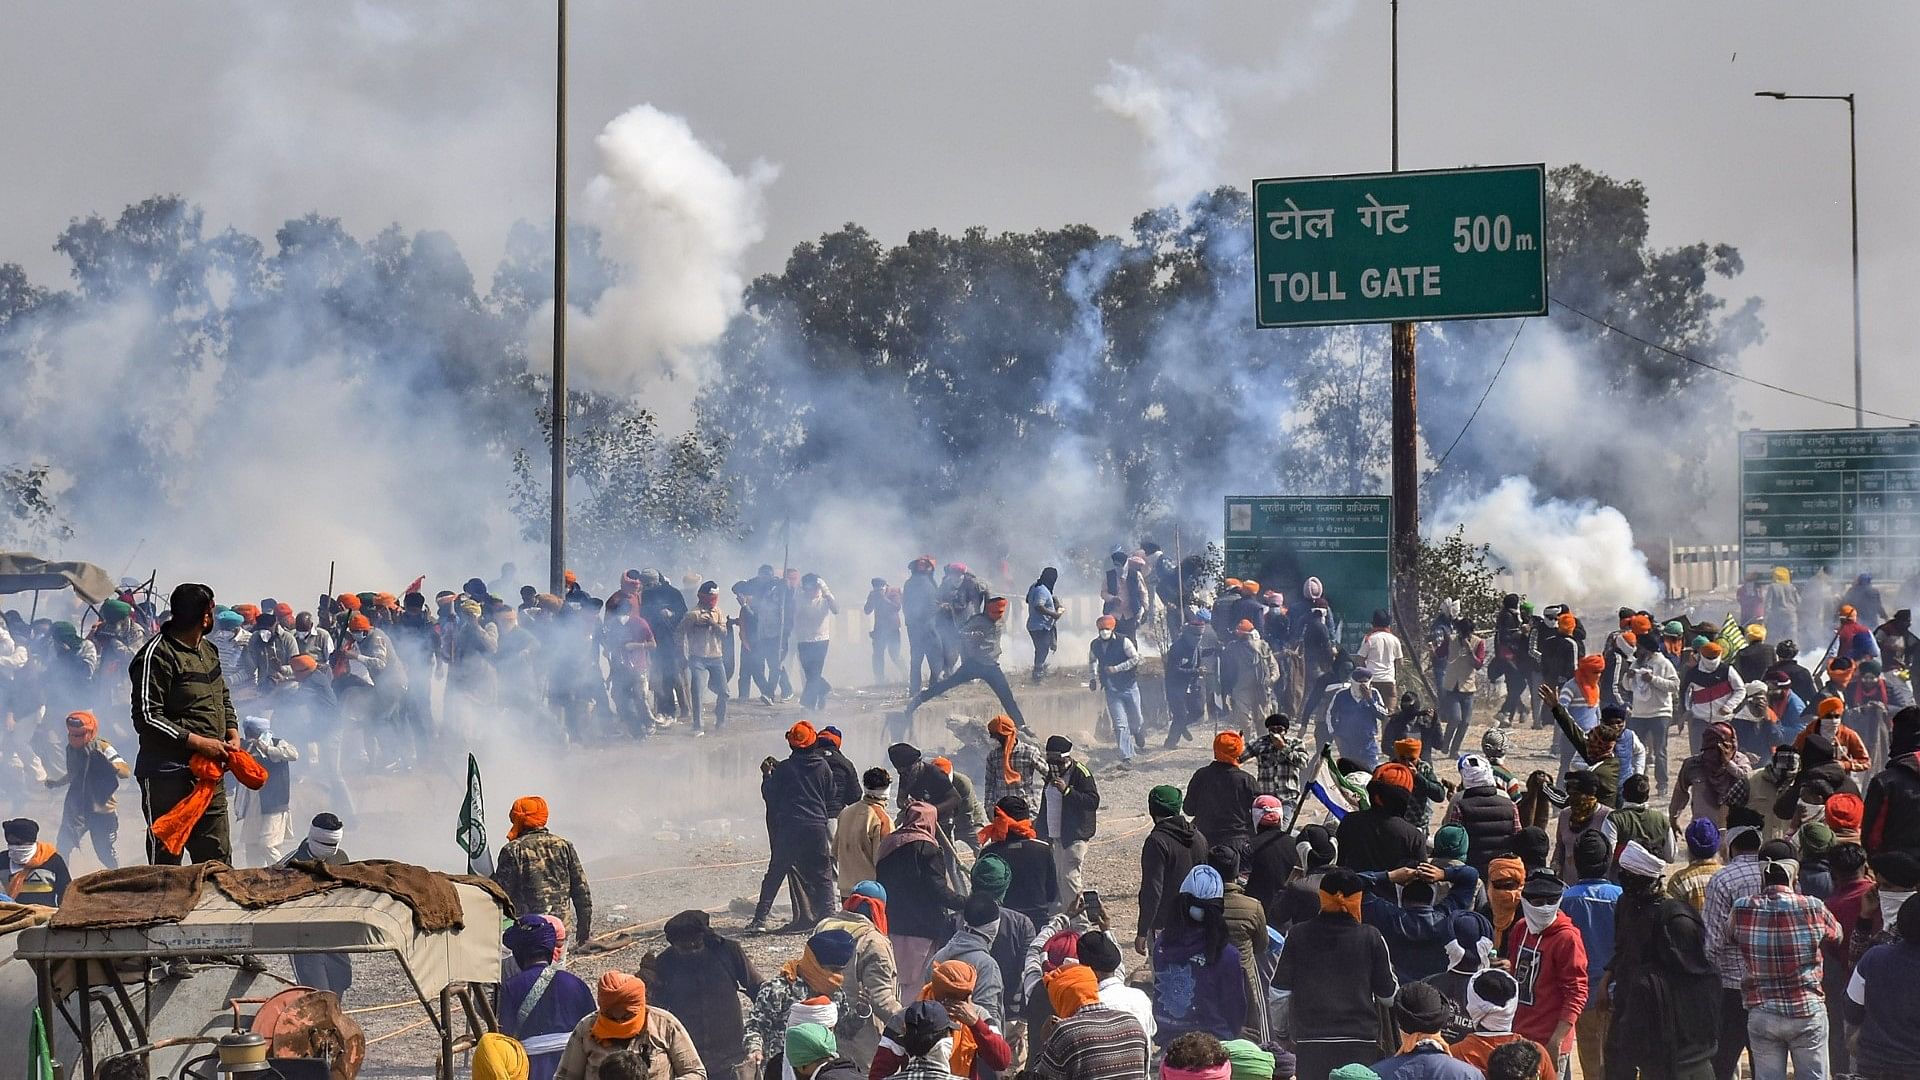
[1755,90,1862,428]
[550,0,569,594]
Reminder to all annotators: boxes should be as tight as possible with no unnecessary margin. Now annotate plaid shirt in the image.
[1244,733,1310,802]
[1703,855,1769,988]
[1666,859,1719,913]
[983,738,1047,809]
[1728,885,1842,1017]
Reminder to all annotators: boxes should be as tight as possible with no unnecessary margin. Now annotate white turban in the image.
[1617,840,1667,879]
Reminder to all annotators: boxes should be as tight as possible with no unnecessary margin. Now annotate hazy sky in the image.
[6,1,1915,435]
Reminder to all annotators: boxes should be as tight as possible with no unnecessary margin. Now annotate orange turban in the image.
[1045,963,1101,1019]
[274,602,294,621]
[1392,737,1422,761]
[65,710,98,747]
[564,570,578,586]
[1236,619,1255,633]
[234,604,260,622]
[375,592,398,610]
[591,971,648,1041]
[290,655,319,677]
[150,751,268,856]
[931,756,954,776]
[1839,604,1857,620]
[1699,641,1723,659]
[1557,612,1577,633]
[1213,731,1245,764]
[984,597,1009,619]
[1239,580,1259,596]
[508,796,549,840]
[1826,792,1864,830]
[1096,615,1117,630]
[348,614,371,632]
[924,959,977,1001]
[1223,578,1241,590]
[1372,761,1416,793]
[817,728,842,748]
[1629,615,1653,636]
[787,721,817,749]
[988,715,1020,785]
[337,593,361,611]
[1818,696,1846,719]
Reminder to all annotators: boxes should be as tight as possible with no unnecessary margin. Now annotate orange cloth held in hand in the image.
[787,721,818,749]
[988,715,1020,785]
[150,750,269,856]
[1213,731,1245,764]
[978,806,1037,846]
[591,971,648,1041]
[1045,963,1101,1019]
[508,796,549,841]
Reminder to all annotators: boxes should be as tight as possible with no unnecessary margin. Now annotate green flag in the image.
[456,753,494,877]
[1720,613,1748,655]
[29,1006,53,1080]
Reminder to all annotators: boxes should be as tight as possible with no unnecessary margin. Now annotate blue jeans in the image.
[1747,1006,1827,1080]
[1103,684,1142,760]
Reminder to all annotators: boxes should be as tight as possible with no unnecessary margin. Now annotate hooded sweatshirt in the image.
[1138,815,1209,937]
[1501,909,1588,1055]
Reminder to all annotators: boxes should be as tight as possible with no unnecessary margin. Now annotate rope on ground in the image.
[365,1016,432,1046]
[345,999,419,1016]
[595,857,762,884]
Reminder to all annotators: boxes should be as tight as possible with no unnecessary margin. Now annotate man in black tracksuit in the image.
[749,725,841,933]
[129,583,240,865]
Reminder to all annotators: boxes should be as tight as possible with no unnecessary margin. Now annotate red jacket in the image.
[1502,910,1588,1054]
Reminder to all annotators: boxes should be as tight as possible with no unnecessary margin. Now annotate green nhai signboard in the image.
[1224,496,1391,654]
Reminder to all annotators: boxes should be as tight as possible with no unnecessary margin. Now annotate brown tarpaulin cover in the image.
[0,553,117,605]
[51,861,491,934]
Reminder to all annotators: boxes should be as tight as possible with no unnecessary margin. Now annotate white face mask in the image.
[1098,629,1114,641]
[7,843,35,865]
[1521,899,1559,933]
[1882,889,1913,923]
[1698,656,1722,673]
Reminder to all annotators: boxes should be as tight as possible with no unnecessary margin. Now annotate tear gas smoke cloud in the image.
[1433,475,1662,612]
[530,105,778,414]
[1095,1,1358,206]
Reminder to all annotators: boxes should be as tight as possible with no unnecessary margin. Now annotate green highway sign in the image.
[1252,163,1548,328]
[1224,495,1391,654]
[1739,427,1920,581]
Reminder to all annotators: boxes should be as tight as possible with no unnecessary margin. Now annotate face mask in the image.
[1881,889,1913,923]
[1098,629,1114,641]
[1521,899,1559,933]
[7,843,35,865]
[1698,656,1722,673]
[700,594,718,609]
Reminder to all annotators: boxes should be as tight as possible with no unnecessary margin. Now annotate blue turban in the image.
[503,914,558,966]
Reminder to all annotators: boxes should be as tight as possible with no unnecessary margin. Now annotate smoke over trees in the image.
[0,165,1757,588]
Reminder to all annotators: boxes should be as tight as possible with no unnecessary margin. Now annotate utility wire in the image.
[1422,316,1528,487]
[1549,297,1919,425]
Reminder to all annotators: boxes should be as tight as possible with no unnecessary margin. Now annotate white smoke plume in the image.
[1433,475,1662,612]
[1095,1,1359,206]
[532,105,778,413]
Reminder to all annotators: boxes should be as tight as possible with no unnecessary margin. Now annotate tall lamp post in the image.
[550,0,569,593]
[1755,90,1861,428]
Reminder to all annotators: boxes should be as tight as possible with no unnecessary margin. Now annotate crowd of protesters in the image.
[5,554,1920,1080]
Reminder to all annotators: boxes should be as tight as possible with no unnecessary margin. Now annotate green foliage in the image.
[508,389,740,570]
[0,464,74,552]
[1415,525,1508,630]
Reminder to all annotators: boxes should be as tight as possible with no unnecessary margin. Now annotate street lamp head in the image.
[1754,91,1789,99]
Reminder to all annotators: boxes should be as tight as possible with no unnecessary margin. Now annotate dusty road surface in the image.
[300,668,1578,1077]
[11,663,1576,1076]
